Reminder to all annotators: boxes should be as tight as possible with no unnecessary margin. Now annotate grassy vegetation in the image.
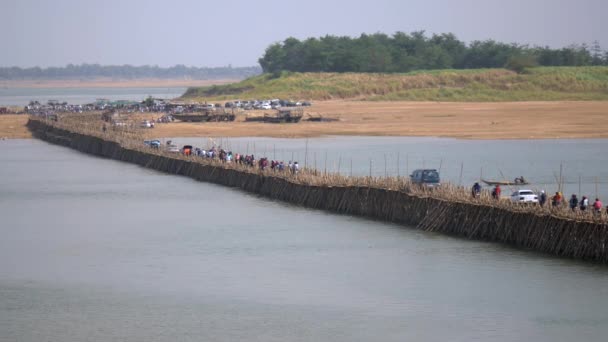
[181,66,608,102]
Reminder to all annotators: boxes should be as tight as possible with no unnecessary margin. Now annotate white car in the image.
[167,145,180,153]
[510,190,538,203]
[260,103,272,110]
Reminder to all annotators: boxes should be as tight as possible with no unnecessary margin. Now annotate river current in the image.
[2,139,608,341]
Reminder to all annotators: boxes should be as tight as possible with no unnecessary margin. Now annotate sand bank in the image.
[148,101,608,139]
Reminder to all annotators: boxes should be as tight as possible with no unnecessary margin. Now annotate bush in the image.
[505,55,538,74]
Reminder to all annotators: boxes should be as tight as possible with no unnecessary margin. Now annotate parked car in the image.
[260,103,272,110]
[144,140,161,148]
[410,169,440,187]
[510,190,539,203]
[140,120,153,128]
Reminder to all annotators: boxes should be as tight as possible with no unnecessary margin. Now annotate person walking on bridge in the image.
[593,198,603,214]
[580,196,589,211]
[539,190,547,207]
[569,194,579,211]
[491,184,501,200]
[471,182,481,198]
[552,192,563,207]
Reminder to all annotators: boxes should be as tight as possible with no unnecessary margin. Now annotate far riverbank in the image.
[3,100,608,140]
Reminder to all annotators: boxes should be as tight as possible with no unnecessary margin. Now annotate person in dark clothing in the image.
[580,196,589,211]
[569,194,578,211]
[539,190,547,207]
[471,182,481,198]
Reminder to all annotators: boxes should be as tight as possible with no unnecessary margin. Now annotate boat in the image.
[305,114,340,122]
[481,178,529,186]
[172,113,235,122]
[245,109,303,123]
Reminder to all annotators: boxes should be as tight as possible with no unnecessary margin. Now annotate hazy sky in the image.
[2,0,606,68]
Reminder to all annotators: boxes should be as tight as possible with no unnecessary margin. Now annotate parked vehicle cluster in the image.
[224,99,312,110]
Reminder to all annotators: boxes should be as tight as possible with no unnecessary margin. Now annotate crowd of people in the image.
[189,145,301,174]
[544,192,604,214]
[471,182,607,216]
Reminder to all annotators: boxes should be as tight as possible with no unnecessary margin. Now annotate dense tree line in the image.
[259,32,608,73]
[0,64,262,80]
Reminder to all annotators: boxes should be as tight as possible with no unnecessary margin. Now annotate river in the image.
[0,86,186,106]
[1,139,608,341]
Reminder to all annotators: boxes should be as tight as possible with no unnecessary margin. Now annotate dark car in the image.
[410,169,440,187]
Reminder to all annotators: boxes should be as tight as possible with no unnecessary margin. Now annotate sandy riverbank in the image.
[147,101,608,140]
[0,115,31,138]
[3,100,608,140]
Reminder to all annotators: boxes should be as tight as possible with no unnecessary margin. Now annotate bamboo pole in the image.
[397,152,400,177]
[384,154,388,178]
[304,138,308,167]
[459,162,464,186]
[596,176,599,199]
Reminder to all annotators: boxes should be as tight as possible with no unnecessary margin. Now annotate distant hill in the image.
[181,66,608,102]
[0,64,262,80]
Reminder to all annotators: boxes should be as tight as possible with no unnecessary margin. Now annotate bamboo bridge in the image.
[27,118,608,263]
